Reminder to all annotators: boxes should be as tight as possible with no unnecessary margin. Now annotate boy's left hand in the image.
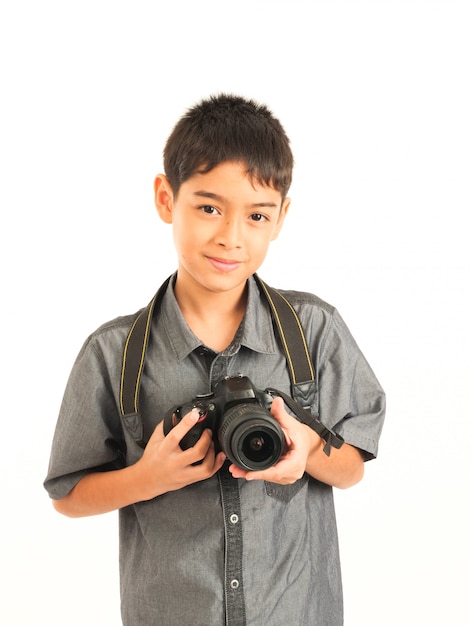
[228,396,320,484]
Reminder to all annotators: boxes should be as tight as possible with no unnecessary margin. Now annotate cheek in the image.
[173,230,190,256]
[172,221,205,262]
[171,216,191,246]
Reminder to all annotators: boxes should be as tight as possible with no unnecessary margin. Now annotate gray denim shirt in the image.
[44,275,385,625]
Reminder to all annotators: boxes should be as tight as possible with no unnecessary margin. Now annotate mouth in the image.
[207,256,242,272]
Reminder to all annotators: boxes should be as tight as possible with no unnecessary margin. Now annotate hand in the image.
[228,396,320,484]
[136,409,226,499]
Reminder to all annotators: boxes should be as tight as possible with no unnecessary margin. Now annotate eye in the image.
[250,213,268,222]
[199,205,220,215]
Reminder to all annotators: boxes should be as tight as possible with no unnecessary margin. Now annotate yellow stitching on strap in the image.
[258,278,315,383]
[119,295,157,415]
[275,290,315,382]
[134,297,157,412]
[119,313,142,415]
[258,282,297,383]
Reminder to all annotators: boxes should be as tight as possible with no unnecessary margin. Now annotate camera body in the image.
[163,375,285,471]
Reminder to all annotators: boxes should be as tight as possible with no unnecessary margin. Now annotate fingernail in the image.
[189,408,200,421]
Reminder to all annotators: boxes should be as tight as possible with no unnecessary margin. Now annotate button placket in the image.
[218,467,246,625]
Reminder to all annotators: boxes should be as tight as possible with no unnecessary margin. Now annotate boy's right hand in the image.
[136,409,226,500]
[51,409,226,518]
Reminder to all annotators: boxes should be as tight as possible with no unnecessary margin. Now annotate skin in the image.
[154,160,290,351]
[53,161,362,518]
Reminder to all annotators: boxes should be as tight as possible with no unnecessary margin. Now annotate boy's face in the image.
[155,160,289,299]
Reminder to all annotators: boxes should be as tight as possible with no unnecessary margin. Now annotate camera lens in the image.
[241,430,274,463]
[218,404,285,471]
[247,435,265,452]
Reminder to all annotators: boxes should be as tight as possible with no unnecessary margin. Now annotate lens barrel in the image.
[218,404,285,471]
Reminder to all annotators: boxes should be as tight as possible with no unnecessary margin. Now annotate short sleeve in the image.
[44,332,126,499]
[316,309,385,460]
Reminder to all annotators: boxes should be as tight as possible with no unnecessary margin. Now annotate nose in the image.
[216,218,242,249]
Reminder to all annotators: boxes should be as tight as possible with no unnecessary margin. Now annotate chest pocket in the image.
[265,474,309,502]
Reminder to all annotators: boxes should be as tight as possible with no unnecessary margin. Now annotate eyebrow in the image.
[193,190,278,209]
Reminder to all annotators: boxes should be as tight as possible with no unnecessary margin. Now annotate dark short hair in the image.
[163,94,293,199]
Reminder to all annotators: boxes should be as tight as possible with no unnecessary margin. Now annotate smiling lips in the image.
[207,256,242,272]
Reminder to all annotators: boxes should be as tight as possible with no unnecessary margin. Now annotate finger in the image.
[229,464,248,479]
[229,458,298,484]
[203,444,227,472]
[181,428,213,463]
[270,397,297,442]
[211,450,227,473]
[270,396,289,423]
[183,435,226,474]
[164,408,201,445]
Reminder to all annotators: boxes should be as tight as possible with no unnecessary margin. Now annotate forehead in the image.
[180,160,282,204]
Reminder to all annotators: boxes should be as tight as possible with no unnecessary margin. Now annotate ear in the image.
[271,197,290,241]
[154,174,174,224]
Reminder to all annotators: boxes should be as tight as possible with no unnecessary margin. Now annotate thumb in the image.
[270,396,289,424]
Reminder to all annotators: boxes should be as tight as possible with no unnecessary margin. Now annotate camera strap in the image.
[119,276,172,446]
[265,388,344,456]
[119,274,344,454]
[253,276,314,386]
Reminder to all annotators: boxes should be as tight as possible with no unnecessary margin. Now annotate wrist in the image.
[304,424,322,474]
[130,456,164,502]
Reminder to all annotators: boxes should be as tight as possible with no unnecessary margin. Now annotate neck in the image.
[173,274,248,351]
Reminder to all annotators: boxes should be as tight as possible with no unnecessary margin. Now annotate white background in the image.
[1,1,469,624]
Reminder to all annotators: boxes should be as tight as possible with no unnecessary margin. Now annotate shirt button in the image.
[230,514,239,524]
[230,579,240,590]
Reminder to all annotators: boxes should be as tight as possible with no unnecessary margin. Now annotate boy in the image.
[44,94,385,625]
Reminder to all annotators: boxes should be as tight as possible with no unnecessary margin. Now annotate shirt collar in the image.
[159,274,277,361]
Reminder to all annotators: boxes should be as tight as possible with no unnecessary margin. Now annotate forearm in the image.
[305,427,364,489]
[53,416,227,518]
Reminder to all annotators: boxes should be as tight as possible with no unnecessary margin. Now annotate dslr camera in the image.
[163,375,285,471]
